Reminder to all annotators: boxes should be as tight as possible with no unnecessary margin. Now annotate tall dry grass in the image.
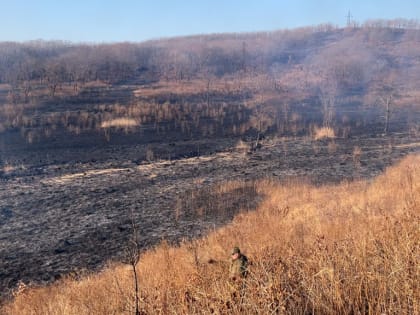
[100,118,138,129]
[2,155,419,314]
[313,126,336,140]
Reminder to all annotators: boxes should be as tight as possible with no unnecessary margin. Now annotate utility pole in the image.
[346,11,353,27]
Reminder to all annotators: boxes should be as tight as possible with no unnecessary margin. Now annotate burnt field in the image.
[0,81,419,298]
[0,131,419,296]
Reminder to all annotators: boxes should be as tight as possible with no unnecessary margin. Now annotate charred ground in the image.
[1,24,420,297]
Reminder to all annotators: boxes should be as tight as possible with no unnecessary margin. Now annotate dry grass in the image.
[234,140,251,155]
[100,118,138,129]
[313,126,336,140]
[1,162,26,175]
[132,75,270,98]
[2,155,419,314]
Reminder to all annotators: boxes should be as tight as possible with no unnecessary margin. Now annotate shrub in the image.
[314,126,335,140]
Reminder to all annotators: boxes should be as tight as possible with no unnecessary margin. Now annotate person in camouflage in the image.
[229,247,248,281]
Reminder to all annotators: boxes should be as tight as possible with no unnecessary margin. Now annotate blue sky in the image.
[0,0,419,43]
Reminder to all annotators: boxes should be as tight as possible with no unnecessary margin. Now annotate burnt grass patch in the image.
[0,129,419,298]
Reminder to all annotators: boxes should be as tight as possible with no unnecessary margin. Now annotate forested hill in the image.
[0,21,419,168]
[1,21,420,98]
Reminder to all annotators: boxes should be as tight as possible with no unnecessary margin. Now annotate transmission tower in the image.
[346,11,353,27]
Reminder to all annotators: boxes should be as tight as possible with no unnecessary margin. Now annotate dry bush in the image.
[353,145,362,165]
[1,162,26,175]
[2,155,419,314]
[2,164,17,175]
[327,140,338,154]
[100,118,138,129]
[313,126,336,140]
[234,139,251,154]
[175,180,259,223]
[0,103,37,130]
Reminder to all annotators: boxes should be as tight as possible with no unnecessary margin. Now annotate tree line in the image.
[1,20,419,99]
[0,21,419,142]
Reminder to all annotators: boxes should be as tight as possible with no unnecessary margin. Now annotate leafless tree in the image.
[125,210,141,315]
[368,70,401,135]
[319,77,338,128]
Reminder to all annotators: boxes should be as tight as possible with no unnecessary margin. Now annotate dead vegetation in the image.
[2,154,419,314]
[1,25,420,146]
[313,126,336,140]
[1,23,420,314]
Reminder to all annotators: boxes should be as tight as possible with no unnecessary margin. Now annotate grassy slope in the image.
[2,154,419,314]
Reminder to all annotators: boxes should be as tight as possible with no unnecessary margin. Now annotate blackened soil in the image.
[0,132,419,298]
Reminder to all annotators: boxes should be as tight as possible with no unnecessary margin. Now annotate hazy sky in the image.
[0,0,419,43]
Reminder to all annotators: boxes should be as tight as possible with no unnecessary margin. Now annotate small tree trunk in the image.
[127,211,141,315]
[132,262,140,315]
[384,98,391,135]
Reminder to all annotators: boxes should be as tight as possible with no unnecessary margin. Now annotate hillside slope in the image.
[3,154,419,314]
[1,23,419,312]
[1,25,420,167]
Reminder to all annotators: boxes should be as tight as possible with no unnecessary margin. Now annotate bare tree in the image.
[125,211,141,315]
[46,62,66,97]
[319,77,338,128]
[379,87,395,135]
[368,71,400,135]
